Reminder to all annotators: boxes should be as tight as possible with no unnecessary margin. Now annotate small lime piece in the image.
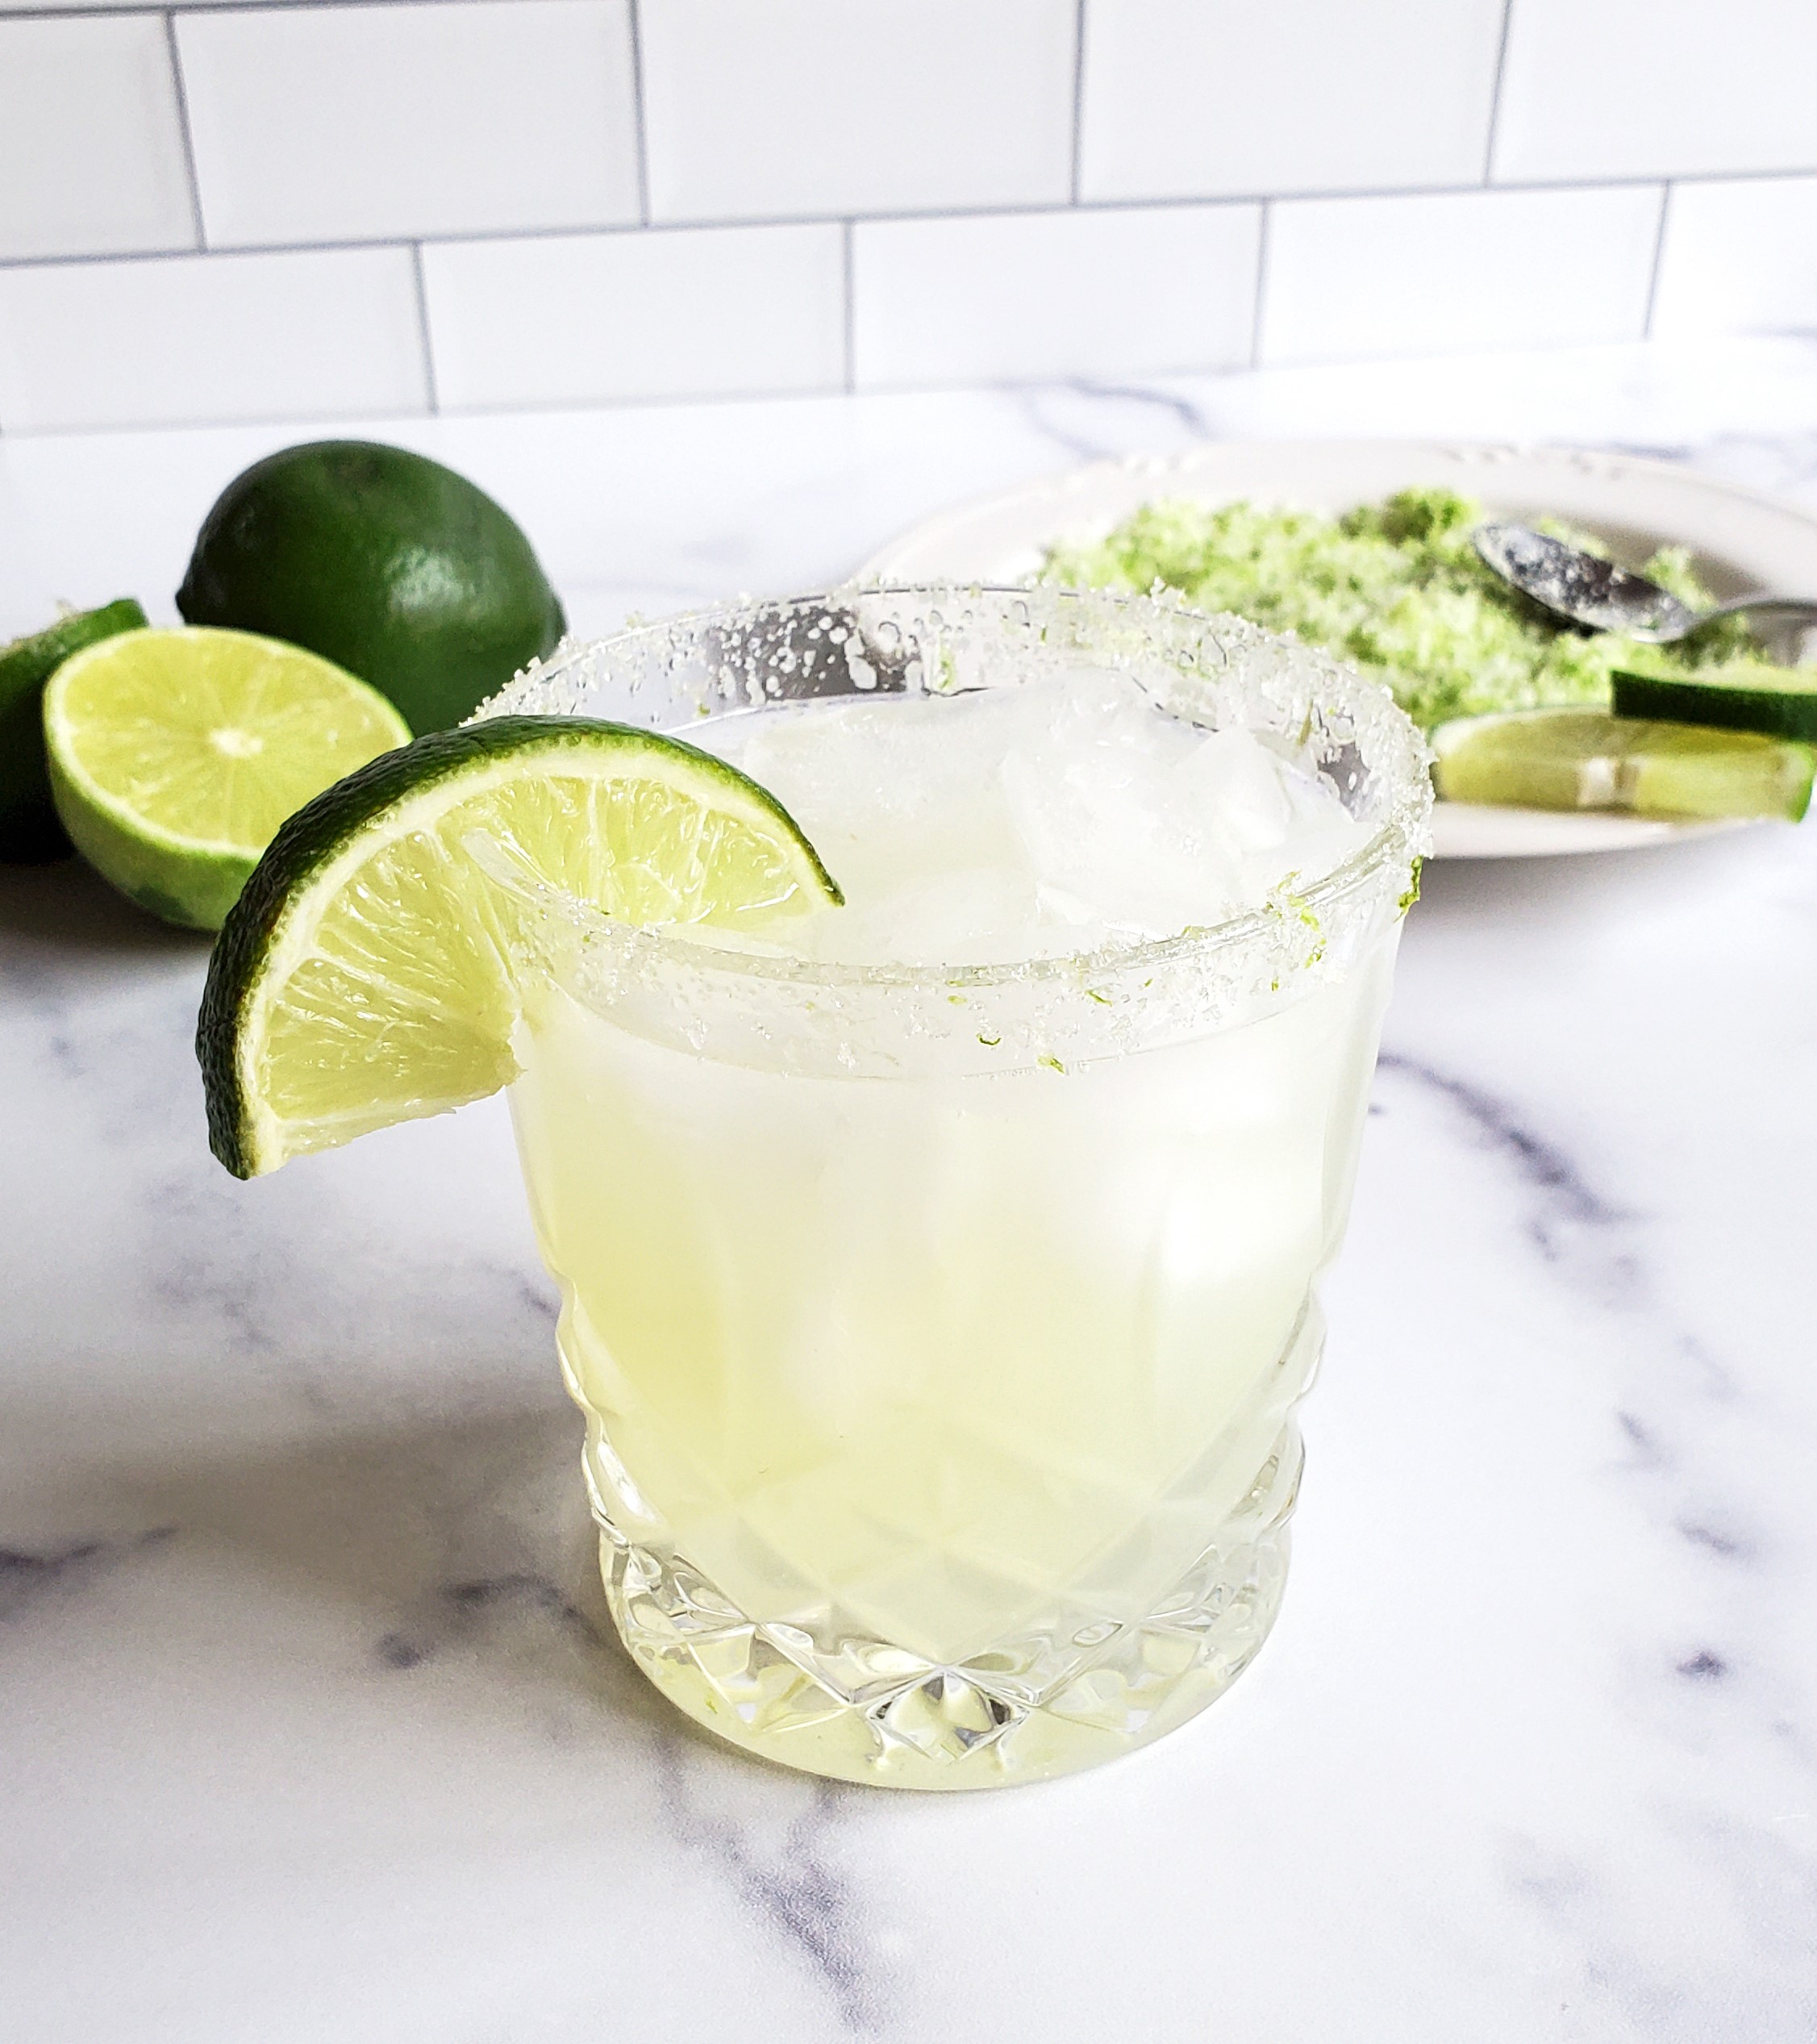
[176,440,566,734]
[44,626,411,930]
[0,599,149,861]
[196,717,843,1178]
[1433,708,1814,822]
[1613,661,1817,743]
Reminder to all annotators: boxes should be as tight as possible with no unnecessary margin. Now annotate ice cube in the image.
[1173,729,1294,853]
[684,668,1370,965]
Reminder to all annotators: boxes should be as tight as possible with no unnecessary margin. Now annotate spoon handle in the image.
[1702,594,1817,624]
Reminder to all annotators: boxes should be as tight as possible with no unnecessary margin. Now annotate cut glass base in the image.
[598,1422,1302,1791]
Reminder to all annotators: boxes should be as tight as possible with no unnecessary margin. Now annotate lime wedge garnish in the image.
[1613,661,1817,742]
[196,717,843,1178]
[44,626,410,928]
[1,598,148,861]
[1433,708,1814,821]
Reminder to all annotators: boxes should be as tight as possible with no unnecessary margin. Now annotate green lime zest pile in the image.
[1043,486,1757,735]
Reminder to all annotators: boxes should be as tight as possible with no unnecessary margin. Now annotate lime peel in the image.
[1612,661,1817,743]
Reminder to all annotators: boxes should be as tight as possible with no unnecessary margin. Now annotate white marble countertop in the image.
[5,339,1817,2042]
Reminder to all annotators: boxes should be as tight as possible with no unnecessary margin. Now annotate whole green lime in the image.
[176,441,566,736]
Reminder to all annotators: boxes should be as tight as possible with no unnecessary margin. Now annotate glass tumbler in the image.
[481,586,1431,1789]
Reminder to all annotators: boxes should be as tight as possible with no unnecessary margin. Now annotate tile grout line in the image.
[840,220,855,394]
[6,0,507,15]
[626,0,652,227]
[2,378,881,444]
[1069,0,1087,206]
[410,240,440,413]
[1248,201,1270,369]
[163,9,208,252]
[1642,182,1673,339]
[2,170,1815,279]
[1482,0,1515,183]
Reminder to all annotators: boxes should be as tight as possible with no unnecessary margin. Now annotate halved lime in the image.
[1613,661,1817,742]
[196,717,843,1178]
[0,598,148,861]
[1433,708,1814,821]
[45,627,411,929]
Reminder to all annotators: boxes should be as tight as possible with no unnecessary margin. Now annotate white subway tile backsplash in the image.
[0,0,1808,435]
[0,248,427,433]
[1494,0,1817,183]
[1652,177,1817,338]
[852,205,1261,390]
[0,16,195,261]
[1080,0,1507,202]
[177,2,640,248]
[1259,186,1665,368]
[640,0,1075,223]
[423,224,845,409]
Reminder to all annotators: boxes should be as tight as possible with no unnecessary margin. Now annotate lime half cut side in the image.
[1433,708,1815,822]
[197,716,844,1178]
[45,626,411,928]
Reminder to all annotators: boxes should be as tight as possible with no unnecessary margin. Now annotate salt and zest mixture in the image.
[693,670,1372,968]
[1043,486,1757,735]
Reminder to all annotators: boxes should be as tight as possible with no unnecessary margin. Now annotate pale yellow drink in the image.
[486,589,1429,1788]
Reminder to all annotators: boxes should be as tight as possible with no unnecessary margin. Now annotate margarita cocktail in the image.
[485,586,1430,1789]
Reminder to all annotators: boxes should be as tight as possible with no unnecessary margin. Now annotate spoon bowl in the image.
[1473,522,1817,645]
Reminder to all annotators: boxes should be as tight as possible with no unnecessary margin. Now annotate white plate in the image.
[855,439,1817,858]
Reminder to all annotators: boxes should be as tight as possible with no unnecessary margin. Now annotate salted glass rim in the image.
[473,582,1433,995]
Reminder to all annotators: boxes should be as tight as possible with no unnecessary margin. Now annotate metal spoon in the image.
[1473,522,1817,643]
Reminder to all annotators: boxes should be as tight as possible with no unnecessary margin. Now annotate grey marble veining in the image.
[4,337,1817,2042]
